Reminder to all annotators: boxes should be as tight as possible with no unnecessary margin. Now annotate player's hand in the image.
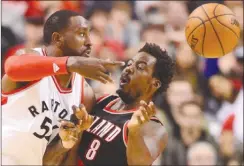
[71,104,94,132]
[59,120,79,149]
[67,57,125,84]
[127,101,156,134]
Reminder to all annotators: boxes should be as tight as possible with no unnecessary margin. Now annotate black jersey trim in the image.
[103,98,137,115]
[150,116,164,126]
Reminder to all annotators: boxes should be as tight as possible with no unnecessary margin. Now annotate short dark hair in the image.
[138,43,175,95]
[43,10,80,45]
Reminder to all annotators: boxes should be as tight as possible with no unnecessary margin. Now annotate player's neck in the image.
[112,99,141,111]
[45,45,64,57]
[45,45,73,88]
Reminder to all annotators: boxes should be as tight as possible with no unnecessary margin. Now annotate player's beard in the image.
[62,42,82,57]
[116,89,140,105]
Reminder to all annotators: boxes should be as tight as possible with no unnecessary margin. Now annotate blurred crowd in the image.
[1,1,243,165]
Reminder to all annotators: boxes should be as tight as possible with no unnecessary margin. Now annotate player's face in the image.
[117,52,160,104]
[62,16,92,57]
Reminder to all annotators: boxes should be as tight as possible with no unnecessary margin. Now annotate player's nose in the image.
[85,36,92,47]
[125,65,134,74]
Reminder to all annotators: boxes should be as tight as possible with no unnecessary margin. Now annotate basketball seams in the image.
[202,18,206,57]
[186,16,206,57]
[186,13,235,41]
[213,3,239,38]
[215,17,239,38]
[201,5,225,56]
[187,17,204,41]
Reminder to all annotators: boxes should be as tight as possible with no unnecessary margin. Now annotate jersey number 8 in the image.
[85,139,101,160]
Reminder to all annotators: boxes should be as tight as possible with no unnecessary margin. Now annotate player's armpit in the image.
[126,121,168,165]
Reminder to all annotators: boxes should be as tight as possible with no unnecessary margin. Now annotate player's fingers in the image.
[95,75,108,84]
[72,105,80,113]
[102,60,125,67]
[79,104,88,120]
[60,120,75,129]
[98,71,114,83]
[140,106,149,121]
[87,115,94,125]
[97,64,107,73]
[68,134,78,142]
[73,105,85,120]
[137,115,144,125]
[148,101,156,116]
[140,100,150,113]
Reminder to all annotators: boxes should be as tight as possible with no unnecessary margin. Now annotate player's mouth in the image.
[120,74,131,86]
[84,48,91,57]
[81,47,91,57]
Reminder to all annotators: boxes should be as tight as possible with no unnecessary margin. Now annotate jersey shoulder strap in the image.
[95,94,118,109]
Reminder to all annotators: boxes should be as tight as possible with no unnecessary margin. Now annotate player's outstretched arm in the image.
[126,101,168,165]
[3,49,124,93]
[43,104,94,166]
[4,52,124,83]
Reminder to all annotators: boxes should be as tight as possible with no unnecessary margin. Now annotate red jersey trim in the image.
[96,94,110,103]
[1,79,41,96]
[42,47,75,94]
[123,120,129,147]
[51,74,75,94]
[1,96,8,105]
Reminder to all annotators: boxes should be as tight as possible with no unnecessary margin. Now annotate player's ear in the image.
[152,78,161,90]
[52,32,64,48]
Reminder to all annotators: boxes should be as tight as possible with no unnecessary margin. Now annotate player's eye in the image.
[80,32,85,37]
[137,63,146,70]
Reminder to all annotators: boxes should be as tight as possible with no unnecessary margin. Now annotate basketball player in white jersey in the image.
[2,10,124,165]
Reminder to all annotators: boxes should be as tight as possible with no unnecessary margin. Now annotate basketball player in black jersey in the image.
[44,43,174,166]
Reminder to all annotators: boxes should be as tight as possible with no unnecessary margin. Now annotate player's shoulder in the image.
[96,94,118,103]
[94,94,118,109]
[15,47,42,56]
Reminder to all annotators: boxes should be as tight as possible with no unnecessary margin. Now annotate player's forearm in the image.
[5,55,68,81]
[43,140,70,166]
[126,130,153,165]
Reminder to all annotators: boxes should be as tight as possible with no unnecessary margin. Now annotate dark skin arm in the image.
[43,82,95,165]
[127,101,168,165]
[2,48,125,93]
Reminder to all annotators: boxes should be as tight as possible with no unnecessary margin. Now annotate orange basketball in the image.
[185,3,241,58]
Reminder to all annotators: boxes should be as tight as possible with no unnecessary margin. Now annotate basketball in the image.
[185,3,241,58]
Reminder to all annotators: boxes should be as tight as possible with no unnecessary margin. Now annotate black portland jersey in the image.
[78,95,162,166]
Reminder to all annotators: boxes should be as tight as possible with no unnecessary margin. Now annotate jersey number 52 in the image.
[33,117,52,141]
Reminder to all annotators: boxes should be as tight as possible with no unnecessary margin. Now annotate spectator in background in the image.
[85,2,111,36]
[187,141,218,166]
[165,1,189,46]
[159,78,195,135]
[2,16,44,76]
[161,100,219,165]
[126,13,169,60]
[1,26,18,77]
[106,1,141,48]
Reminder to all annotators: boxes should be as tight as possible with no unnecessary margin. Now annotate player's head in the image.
[117,43,174,104]
[43,10,91,57]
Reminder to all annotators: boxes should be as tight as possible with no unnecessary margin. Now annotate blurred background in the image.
[1,1,243,165]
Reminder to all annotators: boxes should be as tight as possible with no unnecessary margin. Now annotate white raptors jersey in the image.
[2,47,85,165]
